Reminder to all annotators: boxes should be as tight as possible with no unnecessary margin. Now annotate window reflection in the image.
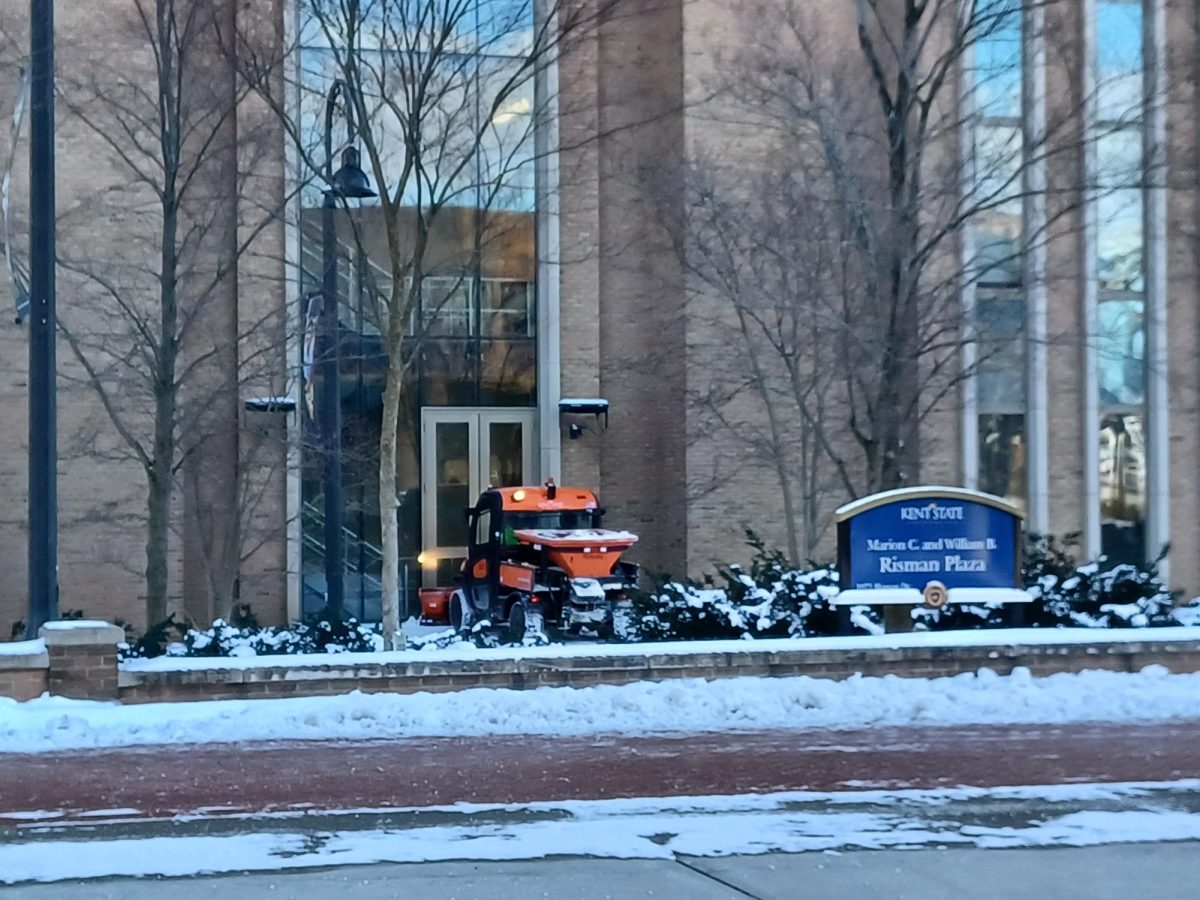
[975,294,1025,407]
[297,1,540,621]
[480,340,536,406]
[978,414,1026,511]
[421,340,479,406]
[481,281,534,337]
[973,0,1022,118]
[973,125,1023,285]
[1097,190,1144,292]
[421,276,474,336]
[488,422,525,487]
[1098,299,1145,406]
[1096,1,1145,123]
[1100,413,1145,563]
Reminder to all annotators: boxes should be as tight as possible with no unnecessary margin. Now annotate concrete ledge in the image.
[115,634,1200,705]
[0,640,50,671]
[39,622,126,647]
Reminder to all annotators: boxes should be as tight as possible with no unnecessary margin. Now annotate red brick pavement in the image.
[1,722,1197,824]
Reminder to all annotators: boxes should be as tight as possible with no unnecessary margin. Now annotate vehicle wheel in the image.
[525,609,546,644]
[507,600,527,645]
[507,600,547,645]
[449,590,473,634]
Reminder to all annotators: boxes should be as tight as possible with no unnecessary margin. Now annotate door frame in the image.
[420,407,537,585]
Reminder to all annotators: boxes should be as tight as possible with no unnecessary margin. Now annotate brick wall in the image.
[0,660,48,702]
[116,636,1200,705]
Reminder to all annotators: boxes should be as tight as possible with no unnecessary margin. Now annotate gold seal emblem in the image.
[923,580,949,609]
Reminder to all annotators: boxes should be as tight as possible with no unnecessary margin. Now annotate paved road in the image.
[2,721,1197,822]
[5,843,1198,899]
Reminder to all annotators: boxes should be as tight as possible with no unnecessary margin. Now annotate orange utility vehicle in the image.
[420,480,639,643]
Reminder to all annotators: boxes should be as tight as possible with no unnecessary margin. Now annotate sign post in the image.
[833,487,1028,634]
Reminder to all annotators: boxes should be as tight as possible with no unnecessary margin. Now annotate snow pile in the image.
[3,666,1199,753]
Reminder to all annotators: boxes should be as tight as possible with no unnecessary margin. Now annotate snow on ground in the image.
[2,665,1199,753]
[4,781,1200,884]
[120,625,1200,673]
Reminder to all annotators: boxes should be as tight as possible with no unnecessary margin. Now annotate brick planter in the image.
[116,633,1200,705]
[40,622,124,700]
[0,643,49,701]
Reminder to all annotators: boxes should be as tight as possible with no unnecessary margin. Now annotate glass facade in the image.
[1095,0,1147,564]
[971,0,1026,511]
[297,1,539,619]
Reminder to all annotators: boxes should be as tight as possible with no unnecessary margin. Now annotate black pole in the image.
[320,79,344,620]
[27,0,58,638]
[321,186,343,620]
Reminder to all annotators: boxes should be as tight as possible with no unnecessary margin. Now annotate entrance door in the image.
[420,408,536,586]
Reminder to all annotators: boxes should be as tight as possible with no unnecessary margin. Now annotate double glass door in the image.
[420,408,536,586]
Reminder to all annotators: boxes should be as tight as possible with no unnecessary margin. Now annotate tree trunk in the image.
[378,349,404,649]
[147,185,179,625]
[145,467,173,624]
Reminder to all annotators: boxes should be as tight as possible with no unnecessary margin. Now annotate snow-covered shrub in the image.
[627,530,1183,642]
[872,534,1176,632]
[626,530,875,642]
[120,614,384,660]
[1025,563,1175,629]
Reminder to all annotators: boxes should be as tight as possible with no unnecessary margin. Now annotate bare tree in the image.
[677,0,1095,557]
[19,0,292,625]
[237,0,630,645]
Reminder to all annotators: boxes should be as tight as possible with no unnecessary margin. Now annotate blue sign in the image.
[836,488,1021,591]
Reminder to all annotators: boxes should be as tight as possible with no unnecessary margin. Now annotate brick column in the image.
[39,622,124,701]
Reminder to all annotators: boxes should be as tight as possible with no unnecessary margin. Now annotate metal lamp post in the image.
[27,0,58,637]
[320,80,375,620]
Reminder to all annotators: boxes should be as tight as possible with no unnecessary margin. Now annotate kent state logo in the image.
[899,501,964,522]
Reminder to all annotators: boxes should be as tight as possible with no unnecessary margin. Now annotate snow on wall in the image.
[0,639,45,658]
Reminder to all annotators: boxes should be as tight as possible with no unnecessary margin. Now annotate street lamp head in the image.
[330,146,376,199]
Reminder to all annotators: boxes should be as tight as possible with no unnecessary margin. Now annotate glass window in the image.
[1096,128,1143,187]
[475,508,492,546]
[1097,189,1144,292]
[481,280,533,337]
[476,0,536,57]
[973,0,1022,119]
[480,340,537,406]
[1096,1,1145,124]
[975,294,1025,408]
[298,0,541,620]
[421,276,474,336]
[1098,299,1145,406]
[978,414,1026,511]
[434,422,472,548]
[488,422,525,487]
[1100,413,1146,563]
[973,125,1023,285]
[421,339,479,405]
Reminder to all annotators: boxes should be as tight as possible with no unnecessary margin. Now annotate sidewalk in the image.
[3,721,1199,824]
[5,842,1199,898]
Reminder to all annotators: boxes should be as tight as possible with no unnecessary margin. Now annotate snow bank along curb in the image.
[6,625,1200,705]
[4,668,1200,754]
